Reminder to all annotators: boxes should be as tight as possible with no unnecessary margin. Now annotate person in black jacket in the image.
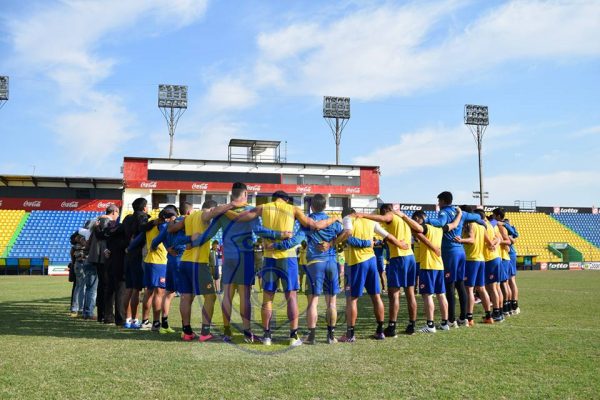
[103,206,128,326]
[122,198,154,329]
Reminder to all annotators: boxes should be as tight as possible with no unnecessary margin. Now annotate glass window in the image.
[205,193,228,205]
[329,196,348,208]
[152,193,177,209]
[180,193,202,206]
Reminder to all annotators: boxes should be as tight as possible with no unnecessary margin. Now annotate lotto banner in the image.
[0,198,122,211]
[547,262,569,270]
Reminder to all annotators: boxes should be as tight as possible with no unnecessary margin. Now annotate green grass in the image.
[0,271,599,399]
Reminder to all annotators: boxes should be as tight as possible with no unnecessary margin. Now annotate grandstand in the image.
[506,212,600,262]
[8,210,102,264]
[551,213,600,248]
[0,209,27,256]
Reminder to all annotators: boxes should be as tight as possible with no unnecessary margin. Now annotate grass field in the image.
[0,271,599,399]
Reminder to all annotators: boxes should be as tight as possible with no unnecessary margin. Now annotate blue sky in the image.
[0,0,599,206]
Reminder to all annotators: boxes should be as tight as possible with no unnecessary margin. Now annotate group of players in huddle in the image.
[123,183,520,345]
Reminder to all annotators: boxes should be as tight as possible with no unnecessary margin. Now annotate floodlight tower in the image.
[0,76,8,110]
[464,104,489,207]
[158,84,188,159]
[323,96,350,165]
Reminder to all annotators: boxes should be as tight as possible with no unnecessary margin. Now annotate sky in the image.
[0,0,599,207]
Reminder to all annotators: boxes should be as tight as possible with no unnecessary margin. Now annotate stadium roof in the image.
[0,175,122,188]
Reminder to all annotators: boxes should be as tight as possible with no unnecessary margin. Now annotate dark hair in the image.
[311,194,327,212]
[161,204,178,219]
[461,204,474,213]
[493,207,505,220]
[379,203,393,215]
[132,198,147,212]
[272,190,290,202]
[342,208,356,218]
[412,210,426,220]
[212,240,219,246]
[231,182,247,200]
[474,209,486,219]
[202,200,217,210]
[105,204,119,215]
[180,202,193,215]
[437,191,453,205]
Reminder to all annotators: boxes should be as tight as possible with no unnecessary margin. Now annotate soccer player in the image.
[169,200,236,341]
[493,208,520,315]
[336,208,408,342]
[224,190,339,346]
[356,205,425,336]
[151,204,189,334]
[411,211,449,333]
[474,209,504,322]
[190,183,289,343]
[373,236,386,292]
[425,191,483,327]
[298,241,308,293]
[453,206,493,325]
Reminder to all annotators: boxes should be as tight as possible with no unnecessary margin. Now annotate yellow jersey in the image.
[482,221,501,262]
[420,224,443,271]
[261,200,297,259]
[383,214,413,258]
[497,225,511,261]
[298,247,307,265]
[144,224,167,265]
[180,210,211,264]
[464,223,485,262]
[346,217,375,267]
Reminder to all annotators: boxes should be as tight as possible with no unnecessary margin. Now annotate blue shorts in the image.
[305,257,340,296]
[177,261,215,295]
[485,258,501,284]
[125,253,144,290]
[509,253,517,277]
[418,269,445,295]
[345,257,380,298]
[222,251,255,286]
[165,255,181,293]
[499,259,511,282]
[465,260,485,287]
[375,256,385,273]
[442,248,466,283]
[262,257,299,293]
[144,262,166,289]
[387,255,417,288]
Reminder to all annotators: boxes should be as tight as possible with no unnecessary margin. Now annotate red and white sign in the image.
[0,198,122,211]
[247,184,262,192]
[191,183,209,190]
[345,187,361,194]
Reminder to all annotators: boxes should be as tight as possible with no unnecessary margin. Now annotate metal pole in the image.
[477,125,484,207]
[335,117,340,165]
[168,107,174,159]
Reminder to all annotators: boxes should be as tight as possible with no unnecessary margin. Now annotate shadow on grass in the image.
[0,296,179,342]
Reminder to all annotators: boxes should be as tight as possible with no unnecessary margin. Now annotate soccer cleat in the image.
[457,319,467,327]
[244,333,262,344]
[513,307,521,315]
[405,324,415,335]
[69,312,79,318]
[438,323,450,331]
[159,326,176,334]
[289,334,303,347]
[383,326,397,338]
[262,333,272,346]
[467,320,475,327]
[151,324,161,332]
[139,321,152,331]
[373,332,385,340]
[181,332,198,342]
[474,297,482,304]
[222,335,233,343]
[503,311,511,318]
[447,321,459,329]
[327,336,338,344]
[483,317,494,324]
[493,315,504,323]
[303,335,316,345]
[339,335,356,343]
[419,325,436,334]
[199,333,215,342]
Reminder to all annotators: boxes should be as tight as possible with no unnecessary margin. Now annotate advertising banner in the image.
[0,198,122,212]
[583,262,600,271]
[547,262,569,270]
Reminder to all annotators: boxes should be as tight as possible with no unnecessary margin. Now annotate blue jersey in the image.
[192,205,280,259]
[152,216,187,257]
[503,220,519,256]
[426,206,482,251]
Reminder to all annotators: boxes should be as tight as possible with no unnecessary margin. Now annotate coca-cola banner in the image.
[0,198,122,211]
[127,180,366,196]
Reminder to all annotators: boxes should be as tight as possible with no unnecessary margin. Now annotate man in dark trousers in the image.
[103,205,128,326]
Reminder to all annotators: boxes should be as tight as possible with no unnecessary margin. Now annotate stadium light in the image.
[465,104,489,206]
[0,76,8,110]
[158,84,188,158]
[323,96,351,165]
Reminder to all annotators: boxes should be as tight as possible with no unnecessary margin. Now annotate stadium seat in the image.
[0,210,28,256]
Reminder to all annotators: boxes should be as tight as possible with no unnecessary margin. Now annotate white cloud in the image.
[486,171,600,206]
[7,0,208,166]
[250,0,600,100]
[571,125,600,138]
[202,78,258,113]
[355,124,521,176]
